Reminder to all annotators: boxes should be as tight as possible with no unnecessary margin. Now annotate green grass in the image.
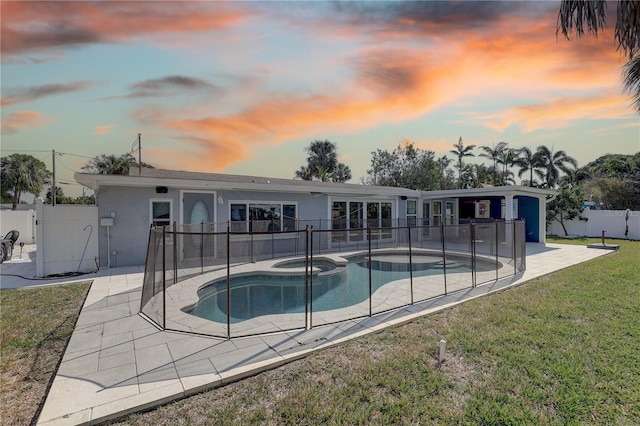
[2,239,638,425]
[104,238,639,425]
[0,281,90,426]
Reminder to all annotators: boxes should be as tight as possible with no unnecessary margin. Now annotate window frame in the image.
[229,201,298,233]
[406,199,417,227]
[149,198,173,228]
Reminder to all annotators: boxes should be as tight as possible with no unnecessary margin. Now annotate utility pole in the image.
[138,133,142,176]
[52,149,56,206]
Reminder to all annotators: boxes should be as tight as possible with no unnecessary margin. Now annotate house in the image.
[74,168,555,268]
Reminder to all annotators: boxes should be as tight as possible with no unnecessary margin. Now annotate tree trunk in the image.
[557,215,569,236]
[12,187,20,210]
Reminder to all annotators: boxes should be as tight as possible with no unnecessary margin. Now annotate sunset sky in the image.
[2,1,639,198]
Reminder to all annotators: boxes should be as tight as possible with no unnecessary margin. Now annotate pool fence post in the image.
[524,221,526,270]
[407,223,414,305]
[512,220,517,276]
[305,226,309,330]
[271,228,275,259]
[201,221,204,274]
[251,225,255,263]
[173,222,178,284]
[226,223,231,339]
[162,225,166,330]
[309,226,314,328]
[368,224,372,317]
[470,221,475,288]
[441,222,447,295]
[495,219,499,282]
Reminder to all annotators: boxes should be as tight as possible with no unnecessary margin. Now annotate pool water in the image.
[189,253,479,324]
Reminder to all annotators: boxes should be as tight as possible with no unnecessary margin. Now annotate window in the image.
[366,201,393,239]
[230,202,297,232]
[445,201,455,225]
[433,201,442,227]
[150,200,172,227]
[332,202,347,229]
[406,200,417,226]
[329,200,393,243]
[349,201,364,241]
[422,202,431,226]
[422,202,431,238]
[332,202,347,242]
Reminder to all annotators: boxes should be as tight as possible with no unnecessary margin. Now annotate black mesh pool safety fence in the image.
[140,220,526,338]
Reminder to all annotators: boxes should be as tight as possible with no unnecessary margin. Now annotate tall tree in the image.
[294,165,313,181]
[513,147,539,187]
[436,155,454,190]
[534,145,578,188]
[1,154,50,209]
[449,137,476,188]
[46,185,67,205]
[461,163,494,189]
[366,142,440,190]
[579,152,640,209]
[82,153,152,175]
[623,55,640,111]
[557,0,640,112]
[546,184,588,236]
[479,142,508,185]
[332,163,353,184]
[295,140,351,183]
[497,147,517,186]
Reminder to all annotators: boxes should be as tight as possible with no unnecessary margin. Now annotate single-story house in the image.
[75,168,555,268]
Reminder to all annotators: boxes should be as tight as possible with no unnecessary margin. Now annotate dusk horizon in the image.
[2,1,639,199]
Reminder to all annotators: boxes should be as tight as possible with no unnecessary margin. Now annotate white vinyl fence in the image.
[35,199,99,277]
[0,209,36,243]
[548,209,639,240]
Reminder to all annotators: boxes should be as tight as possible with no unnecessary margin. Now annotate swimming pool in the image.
[188,252,496,324]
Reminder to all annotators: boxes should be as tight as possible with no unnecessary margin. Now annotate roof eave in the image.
[74,172,419,197]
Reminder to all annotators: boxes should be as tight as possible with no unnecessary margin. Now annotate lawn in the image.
[0,281,90,426]
[2,239,638,425]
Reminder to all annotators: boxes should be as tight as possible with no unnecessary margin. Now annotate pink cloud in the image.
[115,2,634,172]
[1,2,250,56]
[483,91,634,133]
[1,111,52,134]
[93,125,116,136]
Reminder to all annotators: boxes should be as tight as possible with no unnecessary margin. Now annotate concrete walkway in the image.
[0,243,615,425]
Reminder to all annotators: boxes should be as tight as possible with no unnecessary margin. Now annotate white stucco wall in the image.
[548,209,639,240]
[0,209,36,243]
[35,199,99,277]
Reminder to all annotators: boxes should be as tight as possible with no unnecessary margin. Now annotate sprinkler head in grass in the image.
[439,339,446,367]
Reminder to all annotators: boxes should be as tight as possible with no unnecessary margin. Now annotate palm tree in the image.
[557,0,640,113]
[533,145,578,188]
[82,153,150,175]
[46,185,66,205]
[1,154,50,209]
[479,142,508,185]
[513,147,539,187]
[462,163,493,188]
[623,55,640,111]
[497,147,517,186]
[295,140,351,182]
[306,140,338,175]
[449,137,476,188]
[294,165,312,181]
[331,163,352,183]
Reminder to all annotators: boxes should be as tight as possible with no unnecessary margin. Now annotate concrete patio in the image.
[0,243,614,425]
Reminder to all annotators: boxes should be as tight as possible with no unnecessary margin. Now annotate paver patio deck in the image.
[0,243,614,425]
